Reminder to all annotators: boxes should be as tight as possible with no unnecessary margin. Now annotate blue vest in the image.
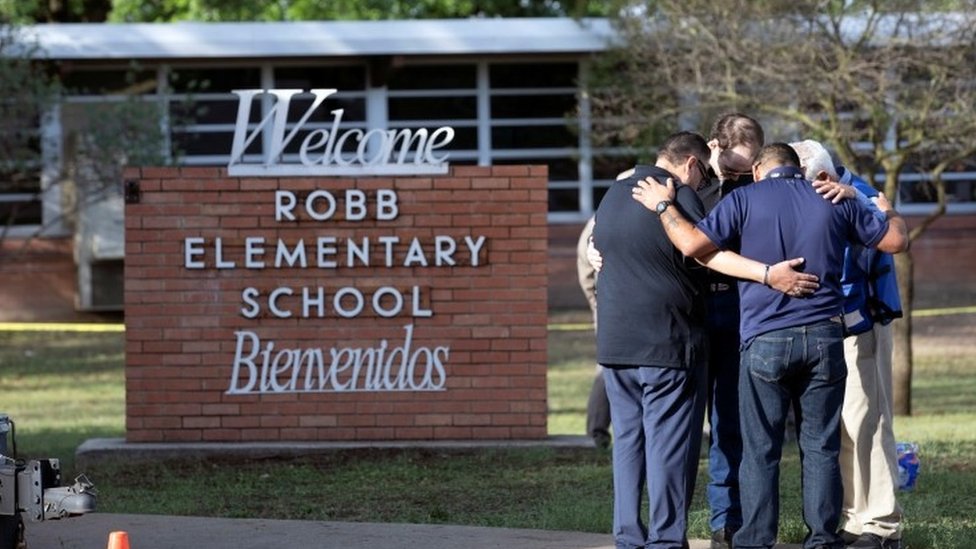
[838,168,903,335]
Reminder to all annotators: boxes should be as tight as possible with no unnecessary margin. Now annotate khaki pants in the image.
[840,323,903,540]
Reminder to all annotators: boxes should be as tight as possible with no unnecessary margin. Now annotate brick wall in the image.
[0,238,82,322]
[123,165,549,442]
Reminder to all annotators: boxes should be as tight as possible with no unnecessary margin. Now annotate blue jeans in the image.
[733,321,846,549]
[706,289,742,534]
[603,365,707,549]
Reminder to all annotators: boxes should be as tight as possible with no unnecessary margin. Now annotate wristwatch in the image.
[654,199,673,216]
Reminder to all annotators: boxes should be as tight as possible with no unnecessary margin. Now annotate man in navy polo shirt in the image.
[630,143,908,549]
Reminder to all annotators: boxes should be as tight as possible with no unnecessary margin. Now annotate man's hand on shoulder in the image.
[632,176,675,212]
[873,191,895,213]
[811,178,856,204]
[586,236,604,273]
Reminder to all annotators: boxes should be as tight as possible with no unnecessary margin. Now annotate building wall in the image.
[122,165,549,442]
[902,214,976,307]
[0,238,82,322]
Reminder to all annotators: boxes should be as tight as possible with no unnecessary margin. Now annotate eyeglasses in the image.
[721,167,753,179]
[693,157,712,186]
[691,156,709,183]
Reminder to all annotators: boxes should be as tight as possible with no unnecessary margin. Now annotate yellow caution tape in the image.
[0,305,972,333]
[0,322,125,332]
[911,305,976,317]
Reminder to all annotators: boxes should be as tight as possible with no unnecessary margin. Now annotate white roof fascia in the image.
[18,18,615,61]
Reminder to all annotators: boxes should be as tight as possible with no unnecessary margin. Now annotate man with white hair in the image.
[791,139,904,549]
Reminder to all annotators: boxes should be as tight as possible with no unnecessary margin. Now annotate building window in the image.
[0,103,44,234]
[55,59,616,222]
[167,66,262,162]
[60,65,164,200]
[488,61,584,216]
[386,63,479,163]
[895,160,976,214]
[0,168,42,228]
[273,65,368,161]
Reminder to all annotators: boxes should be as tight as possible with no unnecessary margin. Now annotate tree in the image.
[0,23,57,239]
[591,0,976,414]
[107,0,611,22]
[0,0,112,22]
[1,23,171,248]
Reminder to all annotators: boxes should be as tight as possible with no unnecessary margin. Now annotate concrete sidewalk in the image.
[28,513,803,549]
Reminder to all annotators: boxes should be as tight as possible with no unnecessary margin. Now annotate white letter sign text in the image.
[227,89,454,177]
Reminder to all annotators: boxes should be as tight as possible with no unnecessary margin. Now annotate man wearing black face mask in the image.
[697,113,765,549]
[697,113,762,210]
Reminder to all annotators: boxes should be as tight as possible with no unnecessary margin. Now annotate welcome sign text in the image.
[227,89,455,176]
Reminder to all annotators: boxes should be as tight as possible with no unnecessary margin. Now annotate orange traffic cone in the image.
[107,531,130,549]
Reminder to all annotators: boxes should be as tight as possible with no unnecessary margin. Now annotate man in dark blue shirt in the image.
[630,143,908,549]
[593,131,712,549]
[587,114,771,549]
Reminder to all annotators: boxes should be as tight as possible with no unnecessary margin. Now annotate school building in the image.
[3,17,974,322]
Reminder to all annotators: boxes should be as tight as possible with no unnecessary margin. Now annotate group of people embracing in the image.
[581,113,908,549]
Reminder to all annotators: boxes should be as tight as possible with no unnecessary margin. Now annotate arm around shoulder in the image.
[873,193,909,254]
[699,252,819,295]
[631,177,717,258]
[876,210,909,254]
[658,205,720,258]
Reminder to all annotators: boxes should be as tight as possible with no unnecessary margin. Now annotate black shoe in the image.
[710,527,737,549]
[847,532,884,548]
[839,530,860,545]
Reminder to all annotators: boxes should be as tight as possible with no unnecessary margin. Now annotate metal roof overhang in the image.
[19,18,615,61]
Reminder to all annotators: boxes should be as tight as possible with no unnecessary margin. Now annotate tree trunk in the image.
[892,250,914,416]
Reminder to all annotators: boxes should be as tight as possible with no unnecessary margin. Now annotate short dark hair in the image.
[658,131,709,167]
[709,113,765,154]
[755,142,801,170]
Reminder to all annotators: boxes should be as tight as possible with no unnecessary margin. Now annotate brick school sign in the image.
[123,165,548,442]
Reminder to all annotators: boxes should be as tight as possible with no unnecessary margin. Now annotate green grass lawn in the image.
[1,314,974,548]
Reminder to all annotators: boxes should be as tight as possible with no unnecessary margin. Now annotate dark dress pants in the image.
[603,364,707,549]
